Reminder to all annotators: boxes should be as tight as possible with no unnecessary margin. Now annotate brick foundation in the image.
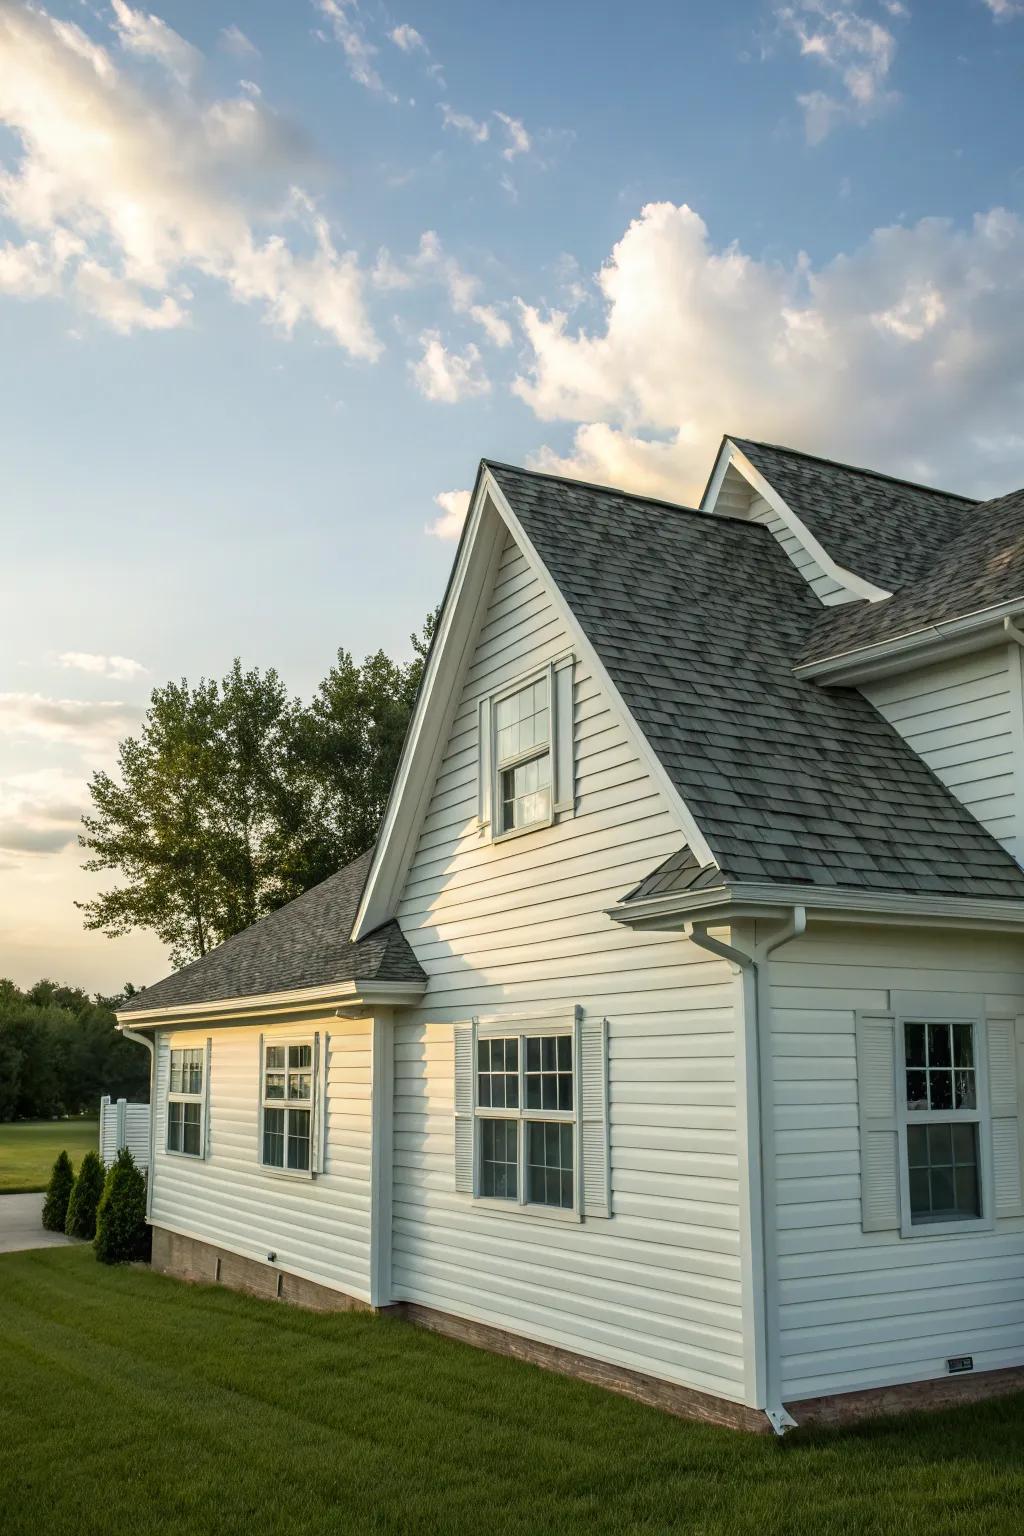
[150,1227,372,1314]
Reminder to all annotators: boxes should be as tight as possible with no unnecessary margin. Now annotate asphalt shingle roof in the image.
[731,439,977,592]
[119,849,425,1015]
[621,847,726,904]
[799,486,1024,668]
[489,461,1024,901]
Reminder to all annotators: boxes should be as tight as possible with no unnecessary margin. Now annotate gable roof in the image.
[728,439,977,592]
[119,849,425,1017]
[798,485,1024,670]
[486,461,1024,901]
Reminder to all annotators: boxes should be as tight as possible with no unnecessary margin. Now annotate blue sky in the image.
[1,0,1023,990]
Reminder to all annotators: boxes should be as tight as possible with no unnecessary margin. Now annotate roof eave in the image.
[115,977,427,1030]
[796,598,1024,684]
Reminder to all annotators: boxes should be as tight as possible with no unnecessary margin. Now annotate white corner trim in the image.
[483,469,717,869]
[722,442,891,605]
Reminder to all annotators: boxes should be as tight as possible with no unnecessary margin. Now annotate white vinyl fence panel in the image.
[99,1095,151,1171]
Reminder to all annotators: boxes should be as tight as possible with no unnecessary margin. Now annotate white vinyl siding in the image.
[765,923,1024,1403]
[151,1018,375,1302]
[744,495,849,606]
[865,646,1019,857]
[392,530,750,1406]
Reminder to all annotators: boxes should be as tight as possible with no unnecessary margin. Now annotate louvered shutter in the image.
[454,1022,476,1193]
[855,1012,900,1232]
[202,1036,212,1159]
[155,1034,169,1157]
[552,657,575,814]
[477,698,492,830]
[987,1018,1024,1218]
[311,1031,322,1175]
[256,1032,264,1166]
[579,1011,610,1218]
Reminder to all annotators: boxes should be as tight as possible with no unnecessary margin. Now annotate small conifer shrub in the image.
[94,1147,150,1265]
[41,1150,75,1232]
[65,1149,106,1241]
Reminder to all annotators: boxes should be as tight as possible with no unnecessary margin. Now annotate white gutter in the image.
[119,1027,156,1219]
[115,977,426,1029]
[610,882,1024,932]
[795,597,1024,683]
[685,906,807,1436]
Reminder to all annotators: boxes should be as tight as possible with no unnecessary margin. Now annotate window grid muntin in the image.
[167,1046,204,1157]
[901,1017,985,1229]
[262,1039,313,1174]
[475,1028,575,1212]
[493,675,552,837]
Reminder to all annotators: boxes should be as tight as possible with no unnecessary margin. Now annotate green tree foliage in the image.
[79,621,435,968]
[65,1148,106,1240]
[41,1150,75,1231]
[0,978,146,1121]
[94,1147,150,1264]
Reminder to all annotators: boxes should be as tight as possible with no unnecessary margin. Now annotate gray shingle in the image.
[119,848,425,1014]
[488,461,1024,903]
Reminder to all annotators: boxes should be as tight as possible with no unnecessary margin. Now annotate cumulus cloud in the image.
[493,111,531,160]
[513,200,1024,503]
[390,23,427,52]
[411,332,490,402]
[775,1,903,142]
[0,694,140,753]
[57,652,148,681]
[439,103,489,143]
[427,488,471,538]
[0,3,380,356]
[374,231,512,346]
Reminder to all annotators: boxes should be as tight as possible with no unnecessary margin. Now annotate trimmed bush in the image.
[41,1150,74,1232]
[94,1146,150,1265]
[65,1149,106,1240]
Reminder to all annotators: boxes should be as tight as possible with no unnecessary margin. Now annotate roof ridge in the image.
[732,436,978,505]
[482,458,767,532]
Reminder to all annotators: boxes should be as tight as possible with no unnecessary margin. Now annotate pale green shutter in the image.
[579,1011,610,1218]
[202,1036,212,1159]
[311,1031,322,1176]
[855,1012,900,1233]
[552,657,575,814]
[257,1032,264,1166]
[477,698,492,831]
[454,1022,475,1193]
[987,1018,1024,1218]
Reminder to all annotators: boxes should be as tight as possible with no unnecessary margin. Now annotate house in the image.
[117,437,1024,1433]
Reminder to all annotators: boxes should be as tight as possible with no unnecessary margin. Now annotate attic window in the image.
[495,678,552,835]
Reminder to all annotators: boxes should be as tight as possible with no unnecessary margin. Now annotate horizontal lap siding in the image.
[745,495,849,606]
[151,1019,374,1301]
[866,647,1019,856]
[768,925,1024,1400]
[394,533,747,1404]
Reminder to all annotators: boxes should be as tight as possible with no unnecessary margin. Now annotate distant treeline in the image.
[0,979,148,1121]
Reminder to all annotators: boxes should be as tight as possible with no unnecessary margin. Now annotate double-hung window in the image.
[476,1028,577,1212]
[261,1040,313,1174]
[478,657,575,842]
[167,1046,205,1157]
[901,1019,983,1227]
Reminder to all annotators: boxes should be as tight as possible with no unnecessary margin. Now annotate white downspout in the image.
[119,1027,156,1219]
[686,905,807,1436]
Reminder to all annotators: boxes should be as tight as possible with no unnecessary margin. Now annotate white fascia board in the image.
[351,474,507,939]
[483,470,717,869]
[609,881,1024,932]
[115,978,426,1029]
[699,439,734,512]
[722,442,891,605]
[795,598,1024,684]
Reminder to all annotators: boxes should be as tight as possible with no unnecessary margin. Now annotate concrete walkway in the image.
[0,1193,81,1253]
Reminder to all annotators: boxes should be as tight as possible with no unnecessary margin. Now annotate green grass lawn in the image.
[0,1119,99,1193]
[1,1247,1023,1536]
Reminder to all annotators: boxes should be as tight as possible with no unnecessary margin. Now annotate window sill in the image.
[259,1164,315,1182]
[164,1148,204,1161]
[471,1195,581,1225]
[491,815,554,847]
[901,1213,994,1239]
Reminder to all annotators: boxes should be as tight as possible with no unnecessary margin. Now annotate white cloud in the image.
[0,693,140,754]
[390,24,427,53]
[57,652,148,681]
[440,103,489,143]
[220,24,260,59]
[315,0,394,99]
[373,230,512,346]
[411,332,490,402]
[493,111,531,161]
[0,769,84,856]
[427,488,471,539]
[982,0,1024,16]
[513,200,1024,503]
[775,2,902,142]
[111,0,200,86]
[0,3,380,356]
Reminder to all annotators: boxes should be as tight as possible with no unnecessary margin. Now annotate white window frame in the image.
[259,1036,316,1180]
[479,654,574,846]
[472,1018,581,1223]
[894,999,995,1239]
[167,1046,205,1159]
[491,666,555,843]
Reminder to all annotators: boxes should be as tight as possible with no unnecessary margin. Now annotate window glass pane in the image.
[263,1107,285,1168]
[265,1046,285,1070]
[495,680,549,766]
[182,1102,202,1157]
[908,1120,980,1225]
[477,1037,518,1111]
[480,1119,518,1200]
[264,1071,285,1100]
[288,1072,311,1101]
[527,1120,574,1209]
[905,1023,926,1068]
[928,1024,952,1068]
[287,1108,311,1171]
[905,1022,976,1114]
[289,1044,312,1070]
[169,1048,203,1096]
[952,1025,974,1068]
[167,1100,183,1153]
[524,1034,573,1117]
[906,1069,928,1111]
[930,1072,953,1111]
[954,1069,976,1110]
[499,752,552,833]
